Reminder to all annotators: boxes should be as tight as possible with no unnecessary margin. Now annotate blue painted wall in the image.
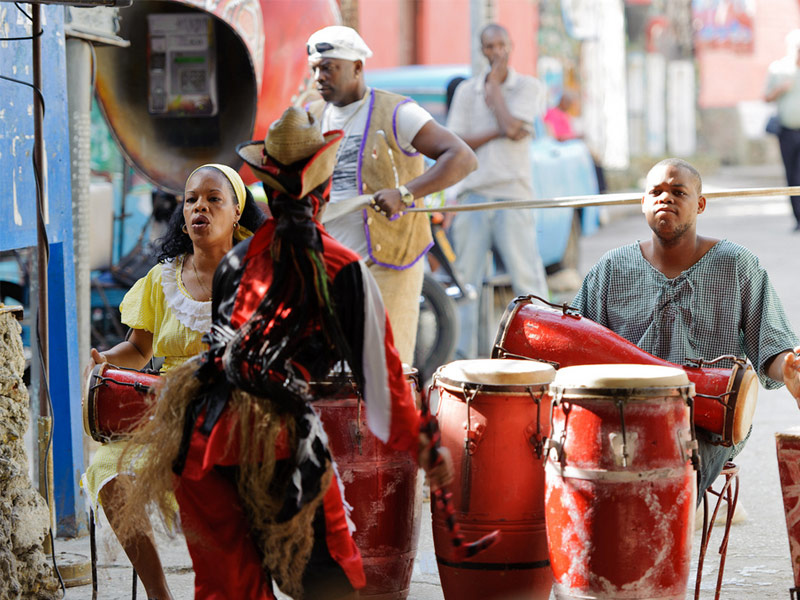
[0,5,86,536]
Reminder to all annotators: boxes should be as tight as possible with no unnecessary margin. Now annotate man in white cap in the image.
[765,29,800,232]
[305,25,477,365]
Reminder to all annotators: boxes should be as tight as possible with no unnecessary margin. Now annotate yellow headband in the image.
[188,163,253,240]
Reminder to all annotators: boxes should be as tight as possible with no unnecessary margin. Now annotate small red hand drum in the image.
[545,364,697,600]
[312,365,421,600]
[432,359,556,600]
[775,428,800,597]
[83,363,160,443]
[494,297,758,446]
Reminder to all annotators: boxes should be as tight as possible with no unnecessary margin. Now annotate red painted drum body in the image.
[312,368,421,600]
[494,298,758,446]
[83,363,160,443]
[775,428,800,592]
[432,359,556,600]
[545,365,697,600]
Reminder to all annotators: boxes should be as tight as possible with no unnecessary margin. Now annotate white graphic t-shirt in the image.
[319,89,432,259]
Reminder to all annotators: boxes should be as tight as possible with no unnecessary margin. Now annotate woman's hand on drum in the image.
[784,346,800,407]
[84,348,108,381]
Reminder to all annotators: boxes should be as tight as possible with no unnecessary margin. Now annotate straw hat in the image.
[237,107,343,199]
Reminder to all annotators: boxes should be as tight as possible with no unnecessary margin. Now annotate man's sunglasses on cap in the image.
[308,42,334,55]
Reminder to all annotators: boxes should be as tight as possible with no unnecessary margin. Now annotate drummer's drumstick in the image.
[401,185,800,214]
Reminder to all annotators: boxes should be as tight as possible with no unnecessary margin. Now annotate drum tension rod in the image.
[682,388,701,472]
[494,348,560,369]
[693,391,733,409]
[526,388,544,459]
[615,399,629,468]
[518,294,581,318]
[354,385,364,456]
[684,354,742,369]
[93,376,153,395]
[544,393,568,465]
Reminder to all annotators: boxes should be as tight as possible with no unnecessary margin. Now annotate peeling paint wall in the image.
[0,310,59,599]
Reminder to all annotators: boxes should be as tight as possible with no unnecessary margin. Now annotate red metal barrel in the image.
[545,364,697,599]
[313,369,421,600]
[432,359,556,600]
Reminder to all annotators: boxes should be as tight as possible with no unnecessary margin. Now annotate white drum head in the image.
[553,364,690,389]
[437,359,555,387]
[731,367,758,445]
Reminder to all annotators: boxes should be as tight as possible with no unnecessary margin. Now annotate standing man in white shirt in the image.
[447,23,549,359]
[764,29,800,232]
[305,25,476,364]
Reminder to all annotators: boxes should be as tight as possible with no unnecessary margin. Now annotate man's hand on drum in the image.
[417,434,454,492]
[783,345,800,407]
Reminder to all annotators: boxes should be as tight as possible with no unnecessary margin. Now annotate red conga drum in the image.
[432,359,556,600]
[545,364,697,600]
[312,366,421,600]
[775,427,800,597]
[494,296,758,446]
[83,363,160,443]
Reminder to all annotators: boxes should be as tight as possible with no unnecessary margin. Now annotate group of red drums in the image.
[83,295,763,599]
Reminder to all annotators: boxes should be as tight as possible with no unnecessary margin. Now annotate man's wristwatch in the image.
[398,185,415,206]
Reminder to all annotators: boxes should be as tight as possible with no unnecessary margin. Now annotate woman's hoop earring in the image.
[182,224,188,234]
[233,222,240,230]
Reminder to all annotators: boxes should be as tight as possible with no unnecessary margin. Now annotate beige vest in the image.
[310,89,432,268]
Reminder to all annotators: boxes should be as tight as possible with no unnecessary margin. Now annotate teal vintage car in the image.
[366,64,600,271]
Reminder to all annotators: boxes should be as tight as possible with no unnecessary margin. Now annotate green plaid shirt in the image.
[573,240,799,389]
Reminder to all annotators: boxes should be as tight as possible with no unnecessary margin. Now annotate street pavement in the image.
[57,164,800,599]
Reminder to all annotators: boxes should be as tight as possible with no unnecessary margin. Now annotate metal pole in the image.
[66,38,93,401]
[32,3,55,531]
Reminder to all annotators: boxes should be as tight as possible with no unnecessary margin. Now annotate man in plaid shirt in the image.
[573,158,800,498]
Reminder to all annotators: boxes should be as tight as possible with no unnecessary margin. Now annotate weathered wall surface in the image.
[0,309,58,599]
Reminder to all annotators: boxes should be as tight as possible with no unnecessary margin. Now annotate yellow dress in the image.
[82,254,211,509]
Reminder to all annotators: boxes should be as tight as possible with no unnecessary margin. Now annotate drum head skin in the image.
[732,367,758,444]
[553,364,690,389]
[437,359,555,386]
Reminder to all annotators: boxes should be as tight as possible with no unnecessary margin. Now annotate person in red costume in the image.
[118,107,452,600]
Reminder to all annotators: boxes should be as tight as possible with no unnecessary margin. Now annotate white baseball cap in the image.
[307,26,373,65]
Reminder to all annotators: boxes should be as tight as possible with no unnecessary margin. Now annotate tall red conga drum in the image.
[312,367,421,600]
[775,427,800,597]
[494,296,758,446]
[83,363,160,443]
[545,364,698,599]
[432,359,556,600]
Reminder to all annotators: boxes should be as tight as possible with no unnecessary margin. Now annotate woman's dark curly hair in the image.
[156,167,266,263]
